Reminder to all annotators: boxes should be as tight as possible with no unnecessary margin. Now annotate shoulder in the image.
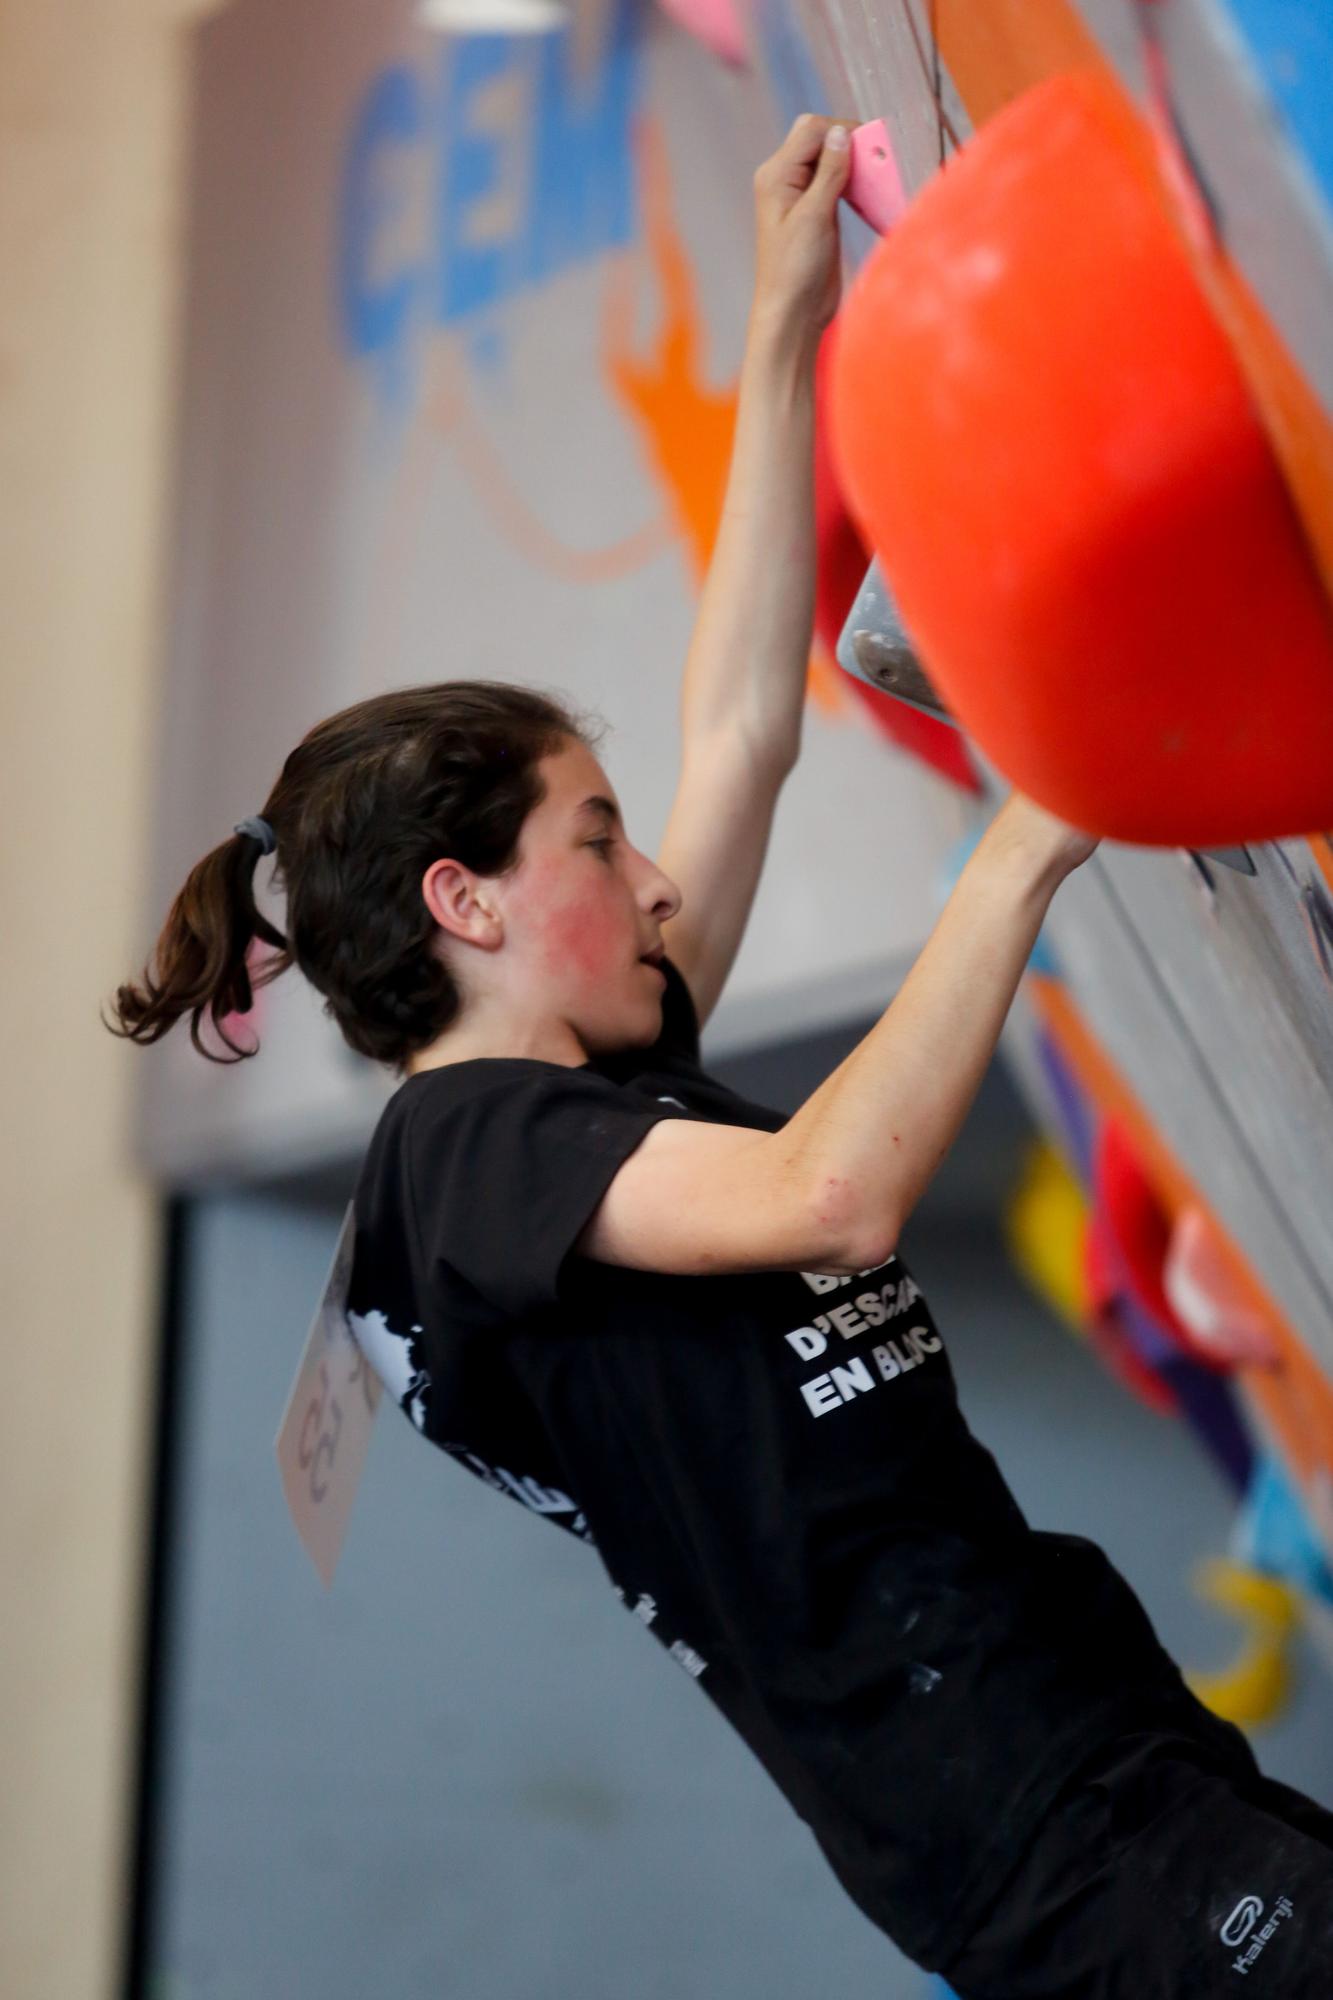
[391,1059,652,1164]
[359,1056,683,1323]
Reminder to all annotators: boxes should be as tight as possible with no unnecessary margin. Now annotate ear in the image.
[420,858,502,950]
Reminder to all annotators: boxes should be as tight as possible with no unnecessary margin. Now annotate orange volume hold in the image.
[829,68,1333,847]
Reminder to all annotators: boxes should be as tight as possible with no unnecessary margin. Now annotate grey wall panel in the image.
[1042,854,1333,1381]
[1090,843,1333,1365]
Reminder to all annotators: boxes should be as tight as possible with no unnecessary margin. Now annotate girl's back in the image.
[349,953,1217,1969]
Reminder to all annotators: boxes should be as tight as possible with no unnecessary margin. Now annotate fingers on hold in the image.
[818,124,852,175]
[758,113,852,198]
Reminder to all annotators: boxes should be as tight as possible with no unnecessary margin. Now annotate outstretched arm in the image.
[659,115,851,1027]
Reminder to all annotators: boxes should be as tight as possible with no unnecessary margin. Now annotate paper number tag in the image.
[275,1200,383,1585]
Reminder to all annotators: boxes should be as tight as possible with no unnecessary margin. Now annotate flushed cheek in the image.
[535,888,623,985]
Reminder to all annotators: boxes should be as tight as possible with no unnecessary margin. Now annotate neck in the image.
[405,1017,591,1075]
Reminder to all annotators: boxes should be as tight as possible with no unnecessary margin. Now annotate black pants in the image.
[937,1721,1333,1997]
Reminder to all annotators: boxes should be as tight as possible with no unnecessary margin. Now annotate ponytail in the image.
[106,822,291,1064]
[106,680,598,1073]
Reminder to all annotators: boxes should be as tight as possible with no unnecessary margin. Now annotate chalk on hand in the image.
[844,120,907,235]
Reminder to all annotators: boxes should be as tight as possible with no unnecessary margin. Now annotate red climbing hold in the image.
[829,68,1333,846]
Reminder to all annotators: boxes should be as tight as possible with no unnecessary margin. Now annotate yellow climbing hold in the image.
[1003,1136,1091,1337]
[1184,1556,1303,1731]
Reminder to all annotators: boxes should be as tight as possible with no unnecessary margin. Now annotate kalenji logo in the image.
[1221,1897,1263,1947]
[1222,1892,1294,1976]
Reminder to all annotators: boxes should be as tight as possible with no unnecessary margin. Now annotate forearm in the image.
[679,312,819,767]
[777,815,1073,1265]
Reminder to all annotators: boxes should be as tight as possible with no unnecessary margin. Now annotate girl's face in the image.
[496,737,684,1057]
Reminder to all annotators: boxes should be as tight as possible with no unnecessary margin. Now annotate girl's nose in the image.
[637,849,681,921]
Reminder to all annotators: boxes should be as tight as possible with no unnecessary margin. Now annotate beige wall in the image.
[0,4,221,1994]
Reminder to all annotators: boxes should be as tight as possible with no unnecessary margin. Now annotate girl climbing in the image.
[111,115,1333,1996]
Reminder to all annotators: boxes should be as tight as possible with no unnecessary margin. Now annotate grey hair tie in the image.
[233,815,277,855]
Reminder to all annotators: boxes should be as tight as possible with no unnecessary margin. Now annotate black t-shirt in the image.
[348,957,1198,1969]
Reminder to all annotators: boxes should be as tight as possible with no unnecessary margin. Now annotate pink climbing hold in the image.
[655,0,747,68]
[1162,1208,1283,1371]
[844,120,908,235]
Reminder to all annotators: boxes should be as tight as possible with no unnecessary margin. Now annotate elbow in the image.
[841,1213,898,1276]
[808,1175,897,1276]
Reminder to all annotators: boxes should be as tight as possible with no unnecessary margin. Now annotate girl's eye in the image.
[589,838,615,858]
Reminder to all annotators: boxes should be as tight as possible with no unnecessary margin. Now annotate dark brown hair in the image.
[106,681,601,1072]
